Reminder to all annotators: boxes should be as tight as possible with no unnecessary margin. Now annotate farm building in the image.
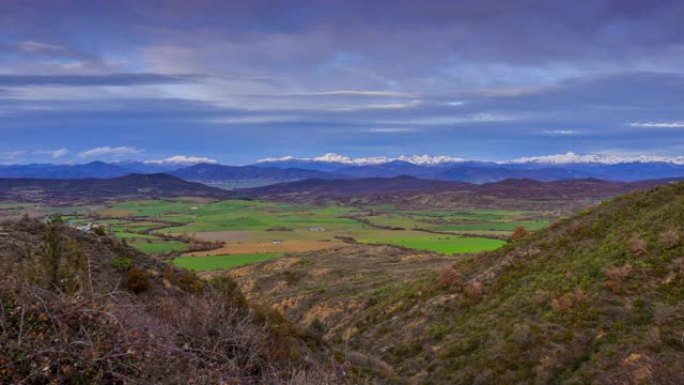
[308,227,325,232]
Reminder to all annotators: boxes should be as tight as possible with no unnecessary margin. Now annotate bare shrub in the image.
[510,226,530,241]
[606,264,633,281]
[658,229,681,249]
[125,267,150,294]
[465,280,483,299]
[604,264,633,294]
[436,265,463,289]
[628,237,647,256]
[550,294,573,311]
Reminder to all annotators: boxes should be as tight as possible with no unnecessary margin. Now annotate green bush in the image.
[111,256,133,271]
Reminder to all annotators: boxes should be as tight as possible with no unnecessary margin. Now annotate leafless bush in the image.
[604,263,633,294]
[465,280,483,299]
[628,236,647,256]
[436,265,463,289]
[658,229,681,249]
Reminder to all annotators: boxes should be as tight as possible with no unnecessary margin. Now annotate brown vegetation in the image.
[0,218,346,384]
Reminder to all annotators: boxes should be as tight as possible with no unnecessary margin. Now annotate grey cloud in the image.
[0,73,205,87]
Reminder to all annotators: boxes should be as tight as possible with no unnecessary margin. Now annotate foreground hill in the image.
[232,182,684,384]
[0,173,230,203]
[0,218,339,384]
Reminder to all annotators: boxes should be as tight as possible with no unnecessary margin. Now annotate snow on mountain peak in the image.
[257,153,467,166]
[257,151,684,166]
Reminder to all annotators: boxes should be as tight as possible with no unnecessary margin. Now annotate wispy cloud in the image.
[0,150,26,163]
[366,127,414,133]
[286,90,413,98]
[543,130,577,136]
[629,121,684,128]
[508,151,684,165]
[79,146,141,158]
[0,73,203,87]
[34,148,69,159]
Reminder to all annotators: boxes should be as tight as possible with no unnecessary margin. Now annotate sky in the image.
[1,0,683,165]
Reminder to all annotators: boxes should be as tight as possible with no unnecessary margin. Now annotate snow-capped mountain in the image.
[257,153,467,168]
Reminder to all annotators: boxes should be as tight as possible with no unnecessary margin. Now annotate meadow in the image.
[172,253,281,271]
[22,197,554,272]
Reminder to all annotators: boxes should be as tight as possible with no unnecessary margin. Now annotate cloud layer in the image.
[0,1,683,163]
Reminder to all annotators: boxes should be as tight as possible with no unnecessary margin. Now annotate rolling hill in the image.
[230,175,474,200]
[232,175,679,202]
[170,163,340,188]
[0,173,230,203]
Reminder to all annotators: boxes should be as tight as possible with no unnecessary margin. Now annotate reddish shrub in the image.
[550,294,573,311]
[125,267,150,294]
[510,226,530,241]
[628,237,647,256]
[465,280,483,299]
[437,265,463,289]
[604,264,633,294]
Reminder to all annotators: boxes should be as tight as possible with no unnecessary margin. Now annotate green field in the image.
[353,230,505,254]
[172,253,281,271]
[131,240,189,254]
[361,207,548,236]
[8,197,554,270]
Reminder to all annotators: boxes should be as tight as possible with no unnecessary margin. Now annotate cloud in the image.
[143,155,217,165]
[629,121,684,128]
[79,146,141,158]
[0,150,26,163]
[34,148,69,159]
[508,151,684,165]
[286,90,413,98]
[366,127,414,133]
[543,130,577,135]
[0,73,203,87]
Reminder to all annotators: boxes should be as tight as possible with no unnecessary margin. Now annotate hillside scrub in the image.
[233,182,684,384]
[0,218,346,384]
[416,182,684,384]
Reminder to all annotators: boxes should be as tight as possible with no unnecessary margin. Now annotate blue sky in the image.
[1,0,683,165]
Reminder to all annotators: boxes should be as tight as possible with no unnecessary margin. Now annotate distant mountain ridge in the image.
[2,154,684,185]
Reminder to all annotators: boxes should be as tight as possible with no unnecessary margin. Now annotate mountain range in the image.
[1,154,684,187]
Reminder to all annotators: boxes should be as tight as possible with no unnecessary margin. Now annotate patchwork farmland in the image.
[16,197,555,272]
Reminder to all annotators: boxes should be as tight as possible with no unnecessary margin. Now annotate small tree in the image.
[41,218,64,291]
